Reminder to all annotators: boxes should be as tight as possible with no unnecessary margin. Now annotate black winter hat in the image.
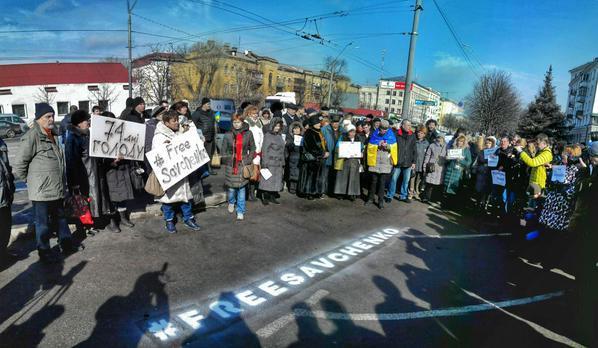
[71,110,90,126]
[270,101,284,113]
[201,97,210,106]
[131,97,145,109]
[125,97,134,108]
[330,114,341,123]
[308,115,322,126]
[287,103,298,110]
[35,103,55,119]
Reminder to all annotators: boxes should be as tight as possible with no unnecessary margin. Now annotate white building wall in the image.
[0,82,129,122]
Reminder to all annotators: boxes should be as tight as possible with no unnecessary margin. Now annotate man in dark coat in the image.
[386,119,417,203]
[282,103,300,132]
[425,119,440,143]
[59,105,78,143]
[121,97,145,124]
[191,98,216,173]
[120,97,134,119]
[494,136,515,216]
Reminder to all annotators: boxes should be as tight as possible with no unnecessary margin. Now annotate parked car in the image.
[0,113,29,133]
[0,121,23,138]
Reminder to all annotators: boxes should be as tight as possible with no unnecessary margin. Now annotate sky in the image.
[1,0,598,109]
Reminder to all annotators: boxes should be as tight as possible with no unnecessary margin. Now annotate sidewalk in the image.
[8,169,228,245]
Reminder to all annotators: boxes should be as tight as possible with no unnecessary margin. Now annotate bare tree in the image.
[89,84,118,111]
[134,46,180,105]
[34,86,55,104]
[224,67,264,107]
[442,113,458,132]
[319,56,348,107]
[465,71,521,135]
[173,41,225,102]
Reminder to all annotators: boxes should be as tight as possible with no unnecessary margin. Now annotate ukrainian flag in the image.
[367,128,398,167]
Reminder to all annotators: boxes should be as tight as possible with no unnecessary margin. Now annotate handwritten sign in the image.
[487,154,499,167]
[484,148,497,159]
[145,130,210,191]
[446,148,463,160]
[338,141,362,158]
[89,115,146,161]
[551,165,566,183]
[293,135,303,146]
[491,170,506,186]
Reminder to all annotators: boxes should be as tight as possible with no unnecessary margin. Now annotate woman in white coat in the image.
[152,110,201,234]
[244,105,263,201]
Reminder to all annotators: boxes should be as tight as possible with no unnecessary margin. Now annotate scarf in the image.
[43,128,55,144]
[233,131,244,175]
[397,128,413,136]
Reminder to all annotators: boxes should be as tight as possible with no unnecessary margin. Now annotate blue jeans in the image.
[161,201,194,222]
[33,200,72,250]
[387,166,412,199]
[228,187,246,214]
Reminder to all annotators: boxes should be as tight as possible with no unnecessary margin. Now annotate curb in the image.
[8,192,228,245]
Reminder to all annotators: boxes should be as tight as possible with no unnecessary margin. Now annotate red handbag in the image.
[66,189,94,226]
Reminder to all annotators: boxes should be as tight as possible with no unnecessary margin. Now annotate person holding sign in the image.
[222,114,256,221]
[244,106,264,202]
[333,124,363,200]
[473,137,496,209]
[443,135,472,197]
[259,119,286,205]
[151,111,201,233]
[285,121,304,194]
[365,119,397,209]
[538,145,586,232]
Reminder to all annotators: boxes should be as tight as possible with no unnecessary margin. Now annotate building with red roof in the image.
[0,62,132,120]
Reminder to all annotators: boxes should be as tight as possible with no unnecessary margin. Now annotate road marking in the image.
[256,289,330,338]
[402,232,512,239]
[257,291,564,338]
[460,288,585,348]
[518,257,576,280]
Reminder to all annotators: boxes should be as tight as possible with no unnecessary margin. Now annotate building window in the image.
[79,101,89,112]
[88,85,100,91]
[57,102,69,115]
[123,84,130,90]
[385,99,390,104]
[386,90,391,95]
[399,91,403,97]
[391,99,396,105]
[393,91,397,96]
[44,86,58,93]
[0,89,11,95]
[391,108,395,112]
[268,72,272,87]
[385,107,389,112]
[224,65,228,74]
[12,104,26,117]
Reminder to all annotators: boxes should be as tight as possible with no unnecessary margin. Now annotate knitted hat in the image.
[131,97,145,109]
[35,103,55,120]
[346,124,356,133]
[71,110,90,126]
[201,97,210,106]
[308,115,322,126]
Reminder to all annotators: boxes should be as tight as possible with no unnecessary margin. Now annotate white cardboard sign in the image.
[89,115,146,161]
[487,154,499,167]
[491,170,506,186]
[338,141,362,158]
[484,148,497,159]
[145,130,210,191]
[446,148,463,160]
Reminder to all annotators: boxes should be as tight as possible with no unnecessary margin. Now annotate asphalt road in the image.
[0,189,593,347]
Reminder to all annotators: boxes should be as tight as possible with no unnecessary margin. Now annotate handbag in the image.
[426,162,436,173]
[211,150,221,168]
[250,164,260,182]
[145,171,165,197]
[130,163,145,191]
[242,164,255,179]
[65,189,94,226]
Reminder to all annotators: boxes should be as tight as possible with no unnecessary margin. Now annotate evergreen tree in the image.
[518,66,569,140]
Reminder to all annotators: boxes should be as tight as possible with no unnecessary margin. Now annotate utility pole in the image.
[374,49,386,110]
[127,0,138,99]
[327,42,352,107]
[401,0,423,121]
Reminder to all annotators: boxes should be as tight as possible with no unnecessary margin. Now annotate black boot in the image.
[261,192,270,206]
[247,184,257,201]
[60,238,79,255]
[269,193,281,205]
[106,217,121,233]
[119,211,135,228]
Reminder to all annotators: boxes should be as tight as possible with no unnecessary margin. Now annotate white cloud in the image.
[34,0,59,16]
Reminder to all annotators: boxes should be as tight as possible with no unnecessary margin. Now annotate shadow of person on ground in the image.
[75,262,170,347]
[184,291,261,347]
[287,302,327,348]
[0,260,87,347]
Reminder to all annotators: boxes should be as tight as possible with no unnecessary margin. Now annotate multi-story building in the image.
[0,62,130,121]
[566,57,598,143]
[165,43,359,108]
[439,98,464,122]
[358,77,441,123]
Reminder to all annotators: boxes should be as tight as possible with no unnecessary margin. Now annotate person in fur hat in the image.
[285,121,305,194]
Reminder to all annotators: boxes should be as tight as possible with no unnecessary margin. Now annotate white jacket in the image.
[152,122,194,204]
[246,119,264,165]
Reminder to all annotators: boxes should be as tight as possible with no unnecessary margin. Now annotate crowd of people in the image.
[0,97,596,265]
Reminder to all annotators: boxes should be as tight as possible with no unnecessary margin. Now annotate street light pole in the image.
[401,0,423,120]
[127,0,138,99]
[327,42,352,108]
